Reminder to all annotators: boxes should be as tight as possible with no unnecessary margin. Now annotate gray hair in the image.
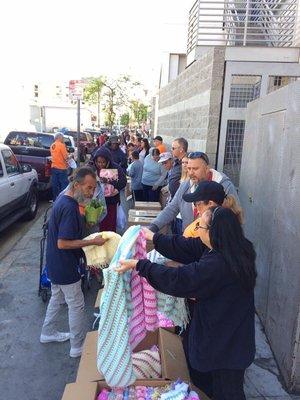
[174,138,188,152]
[69,167,96,187]
[54,132,64,140]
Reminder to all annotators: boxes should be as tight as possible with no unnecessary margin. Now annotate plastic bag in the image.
[116,205,127,232]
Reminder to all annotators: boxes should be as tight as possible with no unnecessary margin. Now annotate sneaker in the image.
[40,332,70,343]
[70,346,83,358]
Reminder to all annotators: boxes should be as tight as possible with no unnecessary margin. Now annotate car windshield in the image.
[7,132,42,147]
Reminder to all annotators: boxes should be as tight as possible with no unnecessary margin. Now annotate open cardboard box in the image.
[134,201,161,211]
[62,380,210,400]
[76,328,189,384]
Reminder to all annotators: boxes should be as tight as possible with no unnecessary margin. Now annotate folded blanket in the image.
[83,231,121,268]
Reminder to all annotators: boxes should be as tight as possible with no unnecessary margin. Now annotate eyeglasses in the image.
[194,221,209,231]
[188,152,209,165]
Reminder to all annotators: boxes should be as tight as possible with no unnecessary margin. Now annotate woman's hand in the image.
[115,259,138,274]
[143,227,154,242]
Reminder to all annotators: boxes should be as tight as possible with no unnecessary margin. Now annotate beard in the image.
[73,189,91,206]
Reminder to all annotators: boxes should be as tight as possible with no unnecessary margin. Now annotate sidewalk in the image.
[0,212,298,400]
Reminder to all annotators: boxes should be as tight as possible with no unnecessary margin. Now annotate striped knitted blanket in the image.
[97,226,189,387]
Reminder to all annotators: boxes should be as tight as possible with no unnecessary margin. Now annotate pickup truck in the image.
[0,143,39,232]
[4,131,75,194]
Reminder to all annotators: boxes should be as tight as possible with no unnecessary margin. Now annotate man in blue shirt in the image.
[40,167,107,358]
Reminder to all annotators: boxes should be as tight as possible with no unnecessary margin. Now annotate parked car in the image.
[4,131,74,194]
[0,143,38,232]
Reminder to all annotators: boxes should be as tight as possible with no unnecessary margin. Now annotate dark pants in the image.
[188,366,246,399]
[100,203,117,232]
[142,184,161,202]
[51,168,69,201]
[133,189,144,201]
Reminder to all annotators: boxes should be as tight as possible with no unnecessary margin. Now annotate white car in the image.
[0,143,39,232]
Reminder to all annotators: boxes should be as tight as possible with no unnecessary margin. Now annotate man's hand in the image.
[115,259,138,274]
[92,236,108,246]
[143,227,154,242]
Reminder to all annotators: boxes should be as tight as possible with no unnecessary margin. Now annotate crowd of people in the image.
[42,129,256,400]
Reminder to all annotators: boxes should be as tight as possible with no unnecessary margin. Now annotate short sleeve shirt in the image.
[50,141,68,169]
[46,195,84,285]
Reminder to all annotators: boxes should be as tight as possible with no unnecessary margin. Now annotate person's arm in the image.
[116,257,222,299]
[126,163,135,178]
[61,143,69,162]
[148,183,185,232]
[153,166,168,189]
[58,236,106,250]
[153,232,205,263]
[110,167,127,191]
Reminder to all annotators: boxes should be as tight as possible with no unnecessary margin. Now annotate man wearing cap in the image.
[158,152,173,208]
[153,136,167,154]
[50,132,70,201]
[107,136,127,172]
[149,151,239,234]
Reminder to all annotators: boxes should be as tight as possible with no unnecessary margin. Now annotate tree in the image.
[120,113,130,126]
[102,75,141,129]
[130,101,148,125]
[84,77,105,127]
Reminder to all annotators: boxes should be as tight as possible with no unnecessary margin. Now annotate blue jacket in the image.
[126,160,143,190]
[141,154,167,187]
[137,233,255,372]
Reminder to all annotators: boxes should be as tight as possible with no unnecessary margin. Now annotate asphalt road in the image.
[0,200,49,262]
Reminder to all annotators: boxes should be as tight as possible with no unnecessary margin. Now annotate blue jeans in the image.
[51,168,69,201]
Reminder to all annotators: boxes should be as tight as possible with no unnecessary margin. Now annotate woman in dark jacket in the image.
[93,146,126,232]
[117,207,256,400]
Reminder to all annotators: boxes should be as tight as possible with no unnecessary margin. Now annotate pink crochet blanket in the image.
[129,231,159,349]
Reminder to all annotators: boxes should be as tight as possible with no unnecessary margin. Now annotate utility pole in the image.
[77,99,81,166]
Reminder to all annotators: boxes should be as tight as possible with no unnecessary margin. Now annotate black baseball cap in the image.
[183,181,226,205]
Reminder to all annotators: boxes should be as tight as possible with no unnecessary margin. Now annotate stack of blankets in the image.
[96,225,189,387]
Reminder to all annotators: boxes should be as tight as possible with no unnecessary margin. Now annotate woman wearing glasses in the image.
[117,207,256,400]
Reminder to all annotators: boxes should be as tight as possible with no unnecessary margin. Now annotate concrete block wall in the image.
[239,81,300,392]
[156,47,225,166]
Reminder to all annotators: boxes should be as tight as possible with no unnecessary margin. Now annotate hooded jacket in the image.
[93,146,127,205]
[105,142,128,172]
[149,169,239,232]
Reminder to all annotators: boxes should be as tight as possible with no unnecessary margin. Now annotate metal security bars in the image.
[187,0,299,52]
[223,119,246,186]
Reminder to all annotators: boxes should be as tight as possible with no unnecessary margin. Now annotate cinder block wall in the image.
[156,47,225,166]
[239,82,300,392]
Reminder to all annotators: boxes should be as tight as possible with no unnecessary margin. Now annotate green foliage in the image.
[130,101,148,124]
[120,113,130,126]
[84,77,105,127]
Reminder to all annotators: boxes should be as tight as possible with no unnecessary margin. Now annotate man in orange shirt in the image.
[51,132,69,200]
[153,135,167,154]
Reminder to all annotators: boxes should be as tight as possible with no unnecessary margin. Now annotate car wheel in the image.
[23,187,39,221]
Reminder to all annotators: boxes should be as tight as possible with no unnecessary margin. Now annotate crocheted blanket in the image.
[83,231,121,268]
[97,226,189,387]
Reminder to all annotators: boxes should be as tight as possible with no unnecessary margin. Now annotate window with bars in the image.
[223,119,245,186]
[229,75,261,108]
[268,76,300,93]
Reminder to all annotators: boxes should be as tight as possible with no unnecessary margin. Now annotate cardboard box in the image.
[128,215,155,227]
[76,328,190,384]
[62,380,210,400]
[94,289,103,309]
[134,201,161,211]
[129,209,160,218]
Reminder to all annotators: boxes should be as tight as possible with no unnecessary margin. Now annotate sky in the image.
[0,0,194,89]
[0,0,195,137]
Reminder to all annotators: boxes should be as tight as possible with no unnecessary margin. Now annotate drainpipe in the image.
[243,0,250,46]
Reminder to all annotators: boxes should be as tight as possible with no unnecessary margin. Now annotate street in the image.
[0,202,101,400]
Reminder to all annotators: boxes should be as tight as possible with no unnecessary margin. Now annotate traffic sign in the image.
[69,80,84,100]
